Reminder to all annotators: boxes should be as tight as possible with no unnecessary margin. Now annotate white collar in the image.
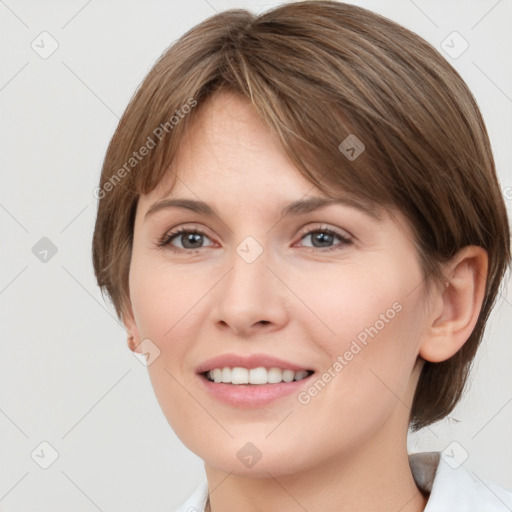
[410,451,512,511]
[176,451,512,511]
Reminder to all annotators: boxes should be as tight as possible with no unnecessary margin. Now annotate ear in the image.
[419,246,488,363]
[122,304,143,354]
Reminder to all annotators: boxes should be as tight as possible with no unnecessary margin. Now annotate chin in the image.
[195,437,316,478]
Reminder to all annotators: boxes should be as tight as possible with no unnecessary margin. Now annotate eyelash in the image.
[156,224,353,254]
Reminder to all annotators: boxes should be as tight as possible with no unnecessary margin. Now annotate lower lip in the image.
[197,373,314,408]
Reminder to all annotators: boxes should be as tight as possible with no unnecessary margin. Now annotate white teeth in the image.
[231,367,249,384]
[282,369,295,382]
[267,367,282,384]
[212,368,222,383]
[249,367,267,384]
[294,370,309,381]
[206,367,312,385]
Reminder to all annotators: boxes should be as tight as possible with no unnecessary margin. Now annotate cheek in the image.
[128,261,207,437]
[293,260,417,344]
[129,256,208,342]
[293,260,425,395]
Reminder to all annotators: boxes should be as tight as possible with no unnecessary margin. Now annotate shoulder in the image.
[410,451,512,511]
[175,480,208,512]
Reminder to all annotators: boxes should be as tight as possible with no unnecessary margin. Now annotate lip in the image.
[197,376,314,408]
[195,353,315,408]
[195,353,312,374]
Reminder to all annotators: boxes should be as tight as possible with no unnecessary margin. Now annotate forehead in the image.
[137,91,396,224]
[139,90,418,227]
[140,90,318,201]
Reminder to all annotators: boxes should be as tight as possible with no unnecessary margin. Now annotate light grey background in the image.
[1,0,511,510]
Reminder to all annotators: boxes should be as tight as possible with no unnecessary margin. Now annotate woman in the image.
[92,1,511,510]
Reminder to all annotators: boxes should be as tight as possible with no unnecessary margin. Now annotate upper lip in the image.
[196,353,313,374]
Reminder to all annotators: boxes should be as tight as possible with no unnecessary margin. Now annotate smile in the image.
[203,367,314,385]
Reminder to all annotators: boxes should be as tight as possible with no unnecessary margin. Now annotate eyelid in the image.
[157,223,216,248]
[157,221,354,252]
[295,223,353,243]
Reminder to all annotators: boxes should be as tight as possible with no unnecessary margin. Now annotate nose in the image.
[212,245,289,337]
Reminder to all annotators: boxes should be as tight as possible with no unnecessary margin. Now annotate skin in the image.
[123,90,488,511]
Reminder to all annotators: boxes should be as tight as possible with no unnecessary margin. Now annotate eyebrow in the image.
[144,196,382,221]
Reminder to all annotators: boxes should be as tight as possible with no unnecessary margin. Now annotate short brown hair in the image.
[92,0,510,430]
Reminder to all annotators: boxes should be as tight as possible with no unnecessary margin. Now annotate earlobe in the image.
[419,246,488,363]
[127,335,141,353]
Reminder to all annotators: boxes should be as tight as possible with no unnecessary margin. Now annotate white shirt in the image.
[176,451,512,511]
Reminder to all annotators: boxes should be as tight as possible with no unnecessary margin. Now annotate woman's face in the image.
[126,90,432,476]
